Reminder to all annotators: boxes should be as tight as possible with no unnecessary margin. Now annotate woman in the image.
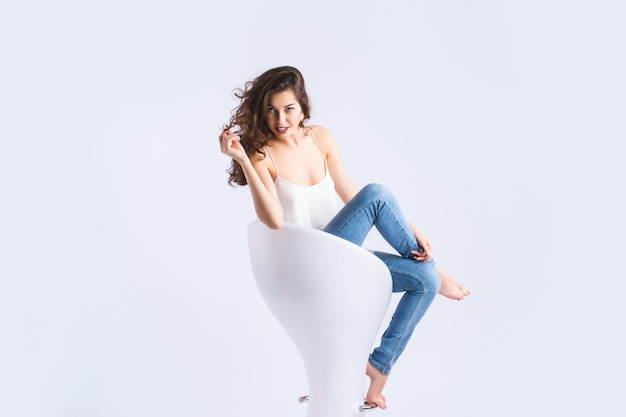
[219,66,469,409]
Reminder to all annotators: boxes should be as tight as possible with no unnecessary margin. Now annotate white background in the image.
[1,1,625,416]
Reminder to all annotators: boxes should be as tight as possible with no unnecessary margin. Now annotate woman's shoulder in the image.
[308,124,332,136]
[307,125,339,154]
[307,125,336,146]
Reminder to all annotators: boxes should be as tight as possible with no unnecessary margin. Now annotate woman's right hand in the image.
[219,129,247,162]
[219,128,285,228]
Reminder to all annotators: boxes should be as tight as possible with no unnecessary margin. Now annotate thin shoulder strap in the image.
[307,127,328,169]
[265,146,279,178]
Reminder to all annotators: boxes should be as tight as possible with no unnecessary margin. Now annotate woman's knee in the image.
[409,263,441,295]
[390,262,440,296]
[362,183,390,196]
[360,183,394,202]
[423,264,442,294]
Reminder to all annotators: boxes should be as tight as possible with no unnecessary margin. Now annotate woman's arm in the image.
[220,130,285,229]
[409,221,433,261]
[312,126,358,204]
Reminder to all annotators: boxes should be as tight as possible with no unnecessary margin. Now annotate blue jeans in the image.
[323,183,441,375]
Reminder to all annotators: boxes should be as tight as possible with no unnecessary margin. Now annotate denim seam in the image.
[379,201,419,258]
[334,198,418,257]
[333,200,379,240]
[380,267,428,374]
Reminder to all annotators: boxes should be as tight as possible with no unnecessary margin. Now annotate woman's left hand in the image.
[409,222,433,262]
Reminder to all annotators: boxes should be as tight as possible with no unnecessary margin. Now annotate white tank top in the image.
[266,133,344,230]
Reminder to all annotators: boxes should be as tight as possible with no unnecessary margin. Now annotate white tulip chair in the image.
[247,221,392,417]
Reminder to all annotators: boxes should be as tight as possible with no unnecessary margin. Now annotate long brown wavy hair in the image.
[223,66,311,186]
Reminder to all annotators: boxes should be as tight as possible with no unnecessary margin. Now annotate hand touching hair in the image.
[223,66,311,186]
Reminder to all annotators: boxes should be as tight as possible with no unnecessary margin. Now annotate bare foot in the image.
[365,361,388,409]
[436,266,470,300]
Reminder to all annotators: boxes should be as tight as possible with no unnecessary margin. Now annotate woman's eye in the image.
[286,107,294,112]
[267,108,275,113]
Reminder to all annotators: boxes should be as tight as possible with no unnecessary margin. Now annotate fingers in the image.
[415,237,433,259]
[411,250,431,262]
[219,129,241,154]
[425,241,433,253]
[219,129,233,145]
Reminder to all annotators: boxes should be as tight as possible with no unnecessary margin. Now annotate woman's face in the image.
[265,89,303,138]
